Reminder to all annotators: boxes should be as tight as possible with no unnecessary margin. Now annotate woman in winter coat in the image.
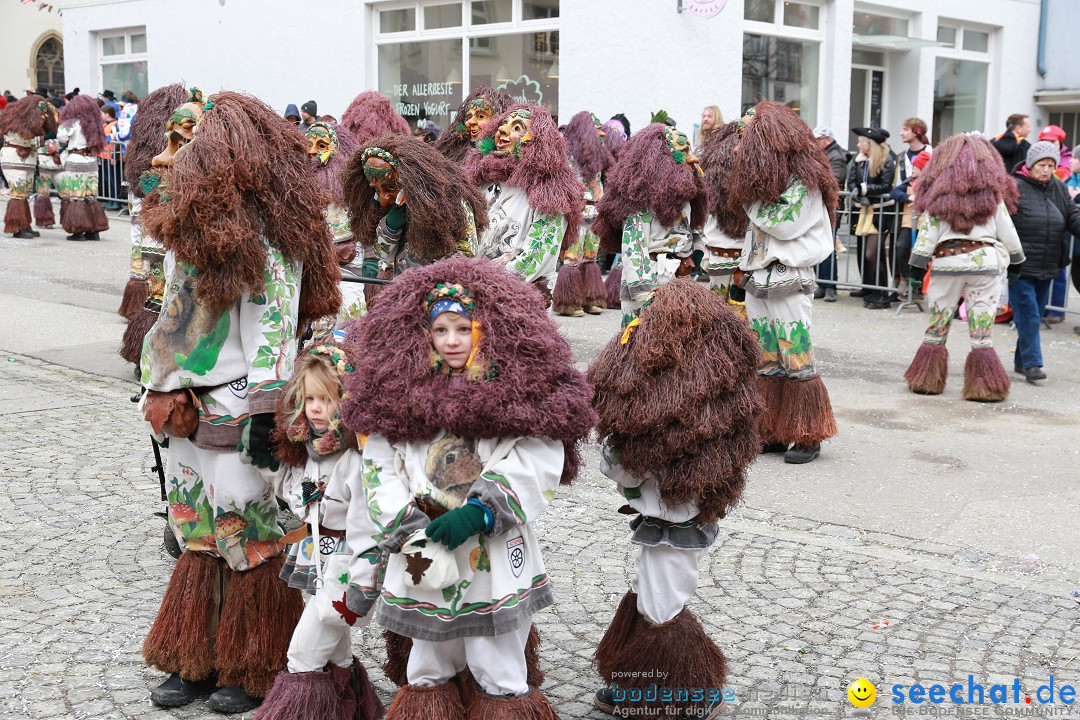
[847,127,897,309]
[1008,141,1080,383]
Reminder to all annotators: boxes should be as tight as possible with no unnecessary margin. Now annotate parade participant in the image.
[593,123,708,327]
[343,133,486,279]
[117,83,188,369]
[588,279,761,720]
[341,91,411,146]
[553,111,615,317]
[904,134,1024,401]
[726,101,838,464]
[698,120,749,308]
[55,93,110,241]
[339,257,595,720]
[255,344,385,720]
[138,90,342,714]
[0,93,57,238]
[467,104,584,307]
[33,101,62,230]
[434,86,513,164]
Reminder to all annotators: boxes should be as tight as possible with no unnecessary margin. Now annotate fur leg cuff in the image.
[465,687,559,720]
[961,346,1010,402]
[386,682,465,720]
[770,375,838,447]
[143,551,221,681]
[552,264,585,315]
[4,197,32,234]
[904,342,948,395]
[604,266,622,309]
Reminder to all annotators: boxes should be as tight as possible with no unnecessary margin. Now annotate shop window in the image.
[742,33,820,124]
[424,2,461,29]
[98,29,148,100]
[783,2,819,30]
[932,58,988,141]
[472,0,511,24]
[853,12,909,37]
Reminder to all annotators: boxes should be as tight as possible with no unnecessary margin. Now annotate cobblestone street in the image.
[2,218,1080,719]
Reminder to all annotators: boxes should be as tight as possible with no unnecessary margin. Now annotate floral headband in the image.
[307,344,353,377]
[362,146,398,180]
[424,283,476,319]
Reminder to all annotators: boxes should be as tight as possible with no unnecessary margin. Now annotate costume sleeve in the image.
[909,213,943,269]
[241,241,302,415]
[466,437,563,537]
[342,448,388,619]
[994,201,1026,265]
[598,437,646,502]
[459,199,478,257]
[621,211,655,301]
[273,464,307,517]
[56,123,73,149]
[374,218,401,271]
[748,180,821,241]
[506,212,564,282]
[359,434,430,554]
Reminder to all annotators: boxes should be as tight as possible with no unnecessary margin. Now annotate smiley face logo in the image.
[848,678,876,708]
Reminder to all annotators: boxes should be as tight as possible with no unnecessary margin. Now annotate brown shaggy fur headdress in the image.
[341,257,597,484]
[0,94,58,140]
[699,120,750,238]
[587,279,762,522]
[593,123,709,254]
[914,134,1019,233]
[141,91,341,326]
[434,86,513,164]
[342,133,489,261]
[124,83,188,198]
[565,110,615,182]
[340,91,411,146]
[58,94,107,157]
[726,101,839,225]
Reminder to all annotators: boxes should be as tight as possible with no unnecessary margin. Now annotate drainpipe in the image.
[1037,0,1048,77]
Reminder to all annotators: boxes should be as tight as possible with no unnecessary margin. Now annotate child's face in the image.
[304,379,339,432]
[429,312,473,369]
[911,165,923,179]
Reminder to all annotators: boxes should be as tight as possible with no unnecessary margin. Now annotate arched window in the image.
[34,35,65,94]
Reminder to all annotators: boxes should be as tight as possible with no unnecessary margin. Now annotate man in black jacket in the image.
[992,113,1032,172]
[813,126,848,301]
[1008,140,1080,382]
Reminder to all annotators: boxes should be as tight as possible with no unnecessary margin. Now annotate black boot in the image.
[150,673,215,708]
[785,443,821,464]
[761,443,788,454]
[65,232,87,241]
[208,685,261,714]
[13,230,36,239]
[84,231,101,241]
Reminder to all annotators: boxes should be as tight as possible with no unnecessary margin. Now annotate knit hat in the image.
[912,151,932,171]
[1026,140,1061,169]
[812,126,835,139]
[301,100,318,117]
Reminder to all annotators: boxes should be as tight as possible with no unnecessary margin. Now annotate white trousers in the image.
[631,544,708,625]
[287,599,353,672]
[407,621,532,696]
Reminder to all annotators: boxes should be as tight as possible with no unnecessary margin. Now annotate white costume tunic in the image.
[701,215,746,301]
[55,120,100,198]
[476,182,565,288]
[619,201,699,326]
[1,132,37,201]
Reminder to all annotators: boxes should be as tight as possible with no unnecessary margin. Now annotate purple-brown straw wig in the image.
[593,123,709,254]
[914,134,1019,233]
[312,120,359,207]
[141,91,341,325]
[341,91,411,146]
[699,120,750,238]
[124,83,188,197]
[601,121,627,159]
[343,133,488,261]
[0,94,57,140]
[341,257,596,484]
[466,103,585,249]
[58,94,107,156]
[434,86,513,164]
[565,110,615,182]
[726,101,839,226]
[587,278,762,522]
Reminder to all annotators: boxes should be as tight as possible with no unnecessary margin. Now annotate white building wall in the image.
[0,4,64,95]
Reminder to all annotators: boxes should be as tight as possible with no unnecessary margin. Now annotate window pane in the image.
[783,2,819,29]
[380,8,416,33]
[425,3,461,29]
[472,0,511,24]
[932,58,987,143]
[963,29,989,52]
[742,33,819,125]
[470,32,558,119]
[379,40,461,134]
[853,13,909,36]
[130,33,147,54]
[102,36,125,56]
[744,0,774,23]
[937,26,956,46]
[102,61,149,102]
[851,49,885,66]
[523,0,558,20]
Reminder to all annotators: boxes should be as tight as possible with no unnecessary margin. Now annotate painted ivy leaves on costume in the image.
[756,179,808,228]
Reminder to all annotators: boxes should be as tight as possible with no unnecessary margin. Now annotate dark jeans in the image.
[817,252,837,285]
[1009,276,1053,369]
[1046,268,1067,318]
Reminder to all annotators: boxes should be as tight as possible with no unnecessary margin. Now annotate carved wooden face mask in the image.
[464,98,494,141]
[151,101,204,168]
[494,109,533,157]
[306,122,338,165]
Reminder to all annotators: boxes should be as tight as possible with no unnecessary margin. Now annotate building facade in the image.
[58,0,1044,149]
[1,4,64,97]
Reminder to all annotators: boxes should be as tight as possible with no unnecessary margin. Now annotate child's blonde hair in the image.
[282,352,342,426]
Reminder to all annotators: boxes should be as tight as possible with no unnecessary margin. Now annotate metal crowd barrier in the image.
[96,140,128,208]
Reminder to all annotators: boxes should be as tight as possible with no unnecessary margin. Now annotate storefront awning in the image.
[1034,90,1080,107]
[852,34,950,50]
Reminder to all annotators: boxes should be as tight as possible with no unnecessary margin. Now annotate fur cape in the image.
[726,101,839,225]
[124,83,188,198]
[342,133,489,260]
[58,94,107,156]
[699,120,750,238]
[140,91,341,326]
[593,123,709,254]
[434,86,513,164]
[0,94,57,140]
[914,133,1019,233]
[311,120,358,207]
[465,103,585,249]
[340,91,411,146]
[587,278,762,522]
[565,110,615,183]
[340,257,597,484]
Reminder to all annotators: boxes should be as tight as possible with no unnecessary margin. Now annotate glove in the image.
[385,202,407,234]
[1007,265,1022,283]
[238,412,278,470]
[361,257,379,279]
[425,503,488,550]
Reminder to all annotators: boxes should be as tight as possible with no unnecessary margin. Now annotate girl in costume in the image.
[588,279,762,720]
[55,93,110,241]
[340,257,595,720]
[593,123,709,328]
[554,111,616,317]
[0,93,58,238]
[726,101,839,465]
[466,104,584,307]
[698,120,750,311]
[435,86,513,164]
[904,134,1024,401]
[256,343,385,720]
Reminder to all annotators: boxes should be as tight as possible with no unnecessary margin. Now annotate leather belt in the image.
[417,497,449,520]
[934,240,992,258]
[708,247,741,258]
[280,523,346,544]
